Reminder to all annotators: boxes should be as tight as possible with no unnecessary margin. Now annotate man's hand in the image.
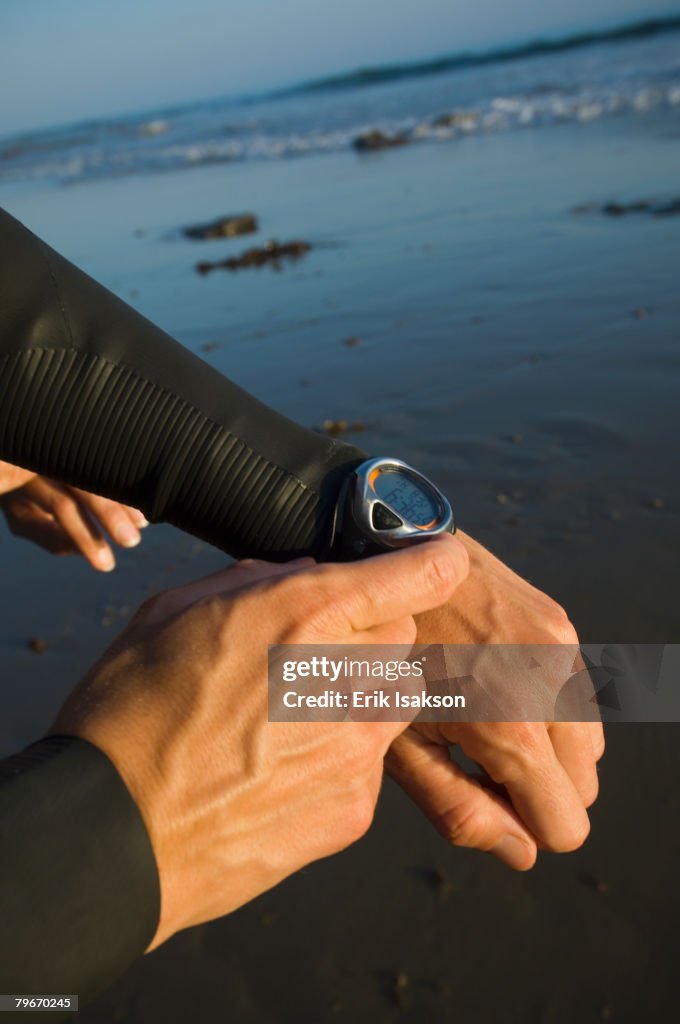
[0,471,147,572]
[53,534,469,949]
[386,530,604,870]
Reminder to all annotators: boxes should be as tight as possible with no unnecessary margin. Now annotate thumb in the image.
[332,535,468,752]
[335,533,469,635]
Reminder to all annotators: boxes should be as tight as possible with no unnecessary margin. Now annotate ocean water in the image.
[1,17,680,755]
[1,16,680,189]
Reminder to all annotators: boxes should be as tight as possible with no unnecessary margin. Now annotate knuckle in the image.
[232,557,271,575]
[438,799,487,849]
[582,774,600,809]
[421,553,456,600]
[53,495,74,519]
[593,732,606,761]
[137,592,163,616]
[555,814,591,853]
[136,590,172,621]
[546,604,579,644]
[554,619,579,645]
[482,724,544,784]
[345,791,376,843]
[137,585,200,624]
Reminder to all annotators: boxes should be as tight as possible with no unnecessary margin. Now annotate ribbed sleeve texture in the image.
[0,208,365,560]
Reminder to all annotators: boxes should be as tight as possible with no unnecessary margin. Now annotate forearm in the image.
[0,736,159,1018]
[0,208,364,559]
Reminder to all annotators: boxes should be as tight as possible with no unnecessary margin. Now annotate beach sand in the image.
[1,108,679,1021]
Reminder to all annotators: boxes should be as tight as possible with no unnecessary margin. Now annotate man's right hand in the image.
[52,534,469,950]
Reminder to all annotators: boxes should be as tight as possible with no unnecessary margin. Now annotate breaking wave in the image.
[1,14,679,189]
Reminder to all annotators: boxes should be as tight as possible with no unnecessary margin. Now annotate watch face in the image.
[373,469,440,526]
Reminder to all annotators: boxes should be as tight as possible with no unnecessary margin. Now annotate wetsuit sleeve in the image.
[0,206,366,561]
[0,736,160,1020]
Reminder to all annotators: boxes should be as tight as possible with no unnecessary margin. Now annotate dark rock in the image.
[433,111,477,129]
[631,307,649,320]
[28,637,46,654]
[392,971,412,1010]
[385,971,410,1009]
[320,419,366,436]
[353,130,409,152]
[196,239,311,274]
[575,197,680,218]
[373,969,411,1009]
[1,144,25,162]
[185,213,258,241]
[578,871,609,894]
[429,979,451,1000]
[343,336,362,348]
[653,198,680,216]
[602,200,651,216]
[424,867,453,898]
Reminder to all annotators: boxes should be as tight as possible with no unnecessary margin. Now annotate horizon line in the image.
[2,8,679,144]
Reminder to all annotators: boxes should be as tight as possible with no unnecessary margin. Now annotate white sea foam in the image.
[1,31,679,188]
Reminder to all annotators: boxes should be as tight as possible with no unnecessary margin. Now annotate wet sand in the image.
[1,109,679,1021]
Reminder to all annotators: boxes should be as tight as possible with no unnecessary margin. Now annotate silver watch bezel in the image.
[351,457,454,548]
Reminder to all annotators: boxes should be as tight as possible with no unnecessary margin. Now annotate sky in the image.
[1,0,679,136]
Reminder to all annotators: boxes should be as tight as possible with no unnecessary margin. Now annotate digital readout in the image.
[373,471,439,526]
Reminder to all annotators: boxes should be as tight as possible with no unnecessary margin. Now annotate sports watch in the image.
[329,456,455,560]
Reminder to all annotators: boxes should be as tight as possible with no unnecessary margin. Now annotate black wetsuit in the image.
[0,208,365,1013]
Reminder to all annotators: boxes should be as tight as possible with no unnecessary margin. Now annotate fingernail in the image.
[115,523,141,548]
[491,835,534,871]
[96,549,116,572]
[134,514,150,529]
